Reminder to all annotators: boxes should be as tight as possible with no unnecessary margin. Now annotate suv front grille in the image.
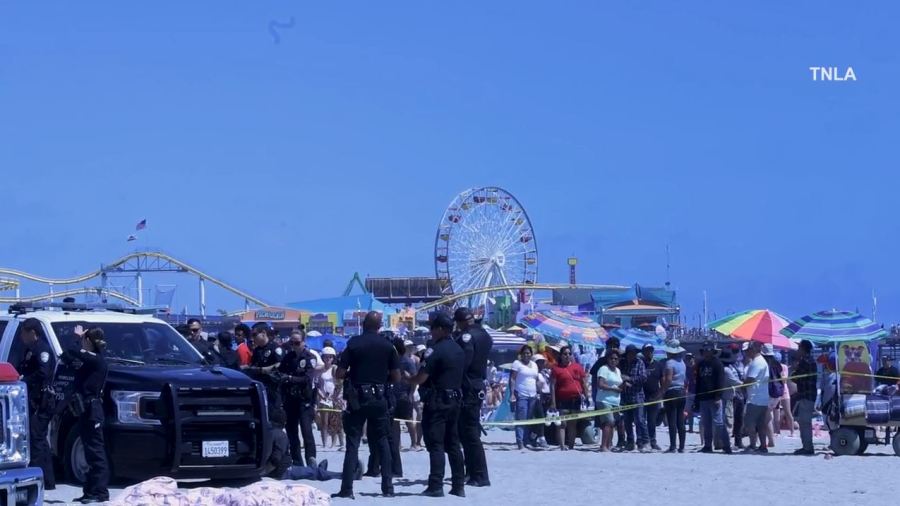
[169,385,263,470]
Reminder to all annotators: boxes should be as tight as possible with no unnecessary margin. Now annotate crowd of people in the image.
[501,336,873,456]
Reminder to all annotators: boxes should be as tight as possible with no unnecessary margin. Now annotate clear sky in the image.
[1,1,897,324]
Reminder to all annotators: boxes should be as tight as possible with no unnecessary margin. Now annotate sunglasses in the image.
[190,328,201,332]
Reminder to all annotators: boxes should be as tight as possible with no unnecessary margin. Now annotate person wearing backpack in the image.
[762,344,783,448]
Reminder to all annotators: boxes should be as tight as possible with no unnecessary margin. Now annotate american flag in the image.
[136,219,147,231]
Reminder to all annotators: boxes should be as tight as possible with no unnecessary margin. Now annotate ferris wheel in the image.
[434,186,538,309]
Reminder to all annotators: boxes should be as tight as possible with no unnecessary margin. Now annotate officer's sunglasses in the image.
[190,328,201,333]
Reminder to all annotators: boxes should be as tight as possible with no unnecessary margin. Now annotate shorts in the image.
[557,397,582,414]
[744,404,768,437]
[394,397,414,421]
[595,401,619,427]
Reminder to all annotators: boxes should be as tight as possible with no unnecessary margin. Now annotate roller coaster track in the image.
[415,283,629,313]
[0,277,19,292]
[0,250,267,307]
[0,287,140,305]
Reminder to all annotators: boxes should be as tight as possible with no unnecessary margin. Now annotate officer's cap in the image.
[453,307,473,322]
[430,312,454,330]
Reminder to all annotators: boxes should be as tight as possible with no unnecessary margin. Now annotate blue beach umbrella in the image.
[610,328,667,357]
[780,310,888,344]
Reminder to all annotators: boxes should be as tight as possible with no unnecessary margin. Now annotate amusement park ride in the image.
[1,186,612,319]
[435,186,538,310]
[0,250,267,316]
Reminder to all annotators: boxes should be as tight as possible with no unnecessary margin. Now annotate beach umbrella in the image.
[709,309,797,350]
[610,328,667,357]
[306,330,322,337]
[780,310,888,344]
[520,309,608,349]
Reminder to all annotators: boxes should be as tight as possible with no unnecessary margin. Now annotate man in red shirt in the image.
[234,323,253,366]
[550,345,589,450]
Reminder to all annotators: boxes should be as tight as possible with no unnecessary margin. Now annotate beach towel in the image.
[842,394,866,418]
[865,395,890,424]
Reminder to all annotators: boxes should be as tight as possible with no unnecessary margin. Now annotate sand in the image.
[44,428,898,505]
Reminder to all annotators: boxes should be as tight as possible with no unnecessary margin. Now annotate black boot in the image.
[421,487,444,497]
[331,490,355,500]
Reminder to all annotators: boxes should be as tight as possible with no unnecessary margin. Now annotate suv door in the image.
[8,319,58,375]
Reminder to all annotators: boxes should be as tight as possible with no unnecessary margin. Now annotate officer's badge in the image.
[40,352,50,363]
[462,333,472,343]
[299,359,307,368]
[264,350,272,358]
[424,348,434,359]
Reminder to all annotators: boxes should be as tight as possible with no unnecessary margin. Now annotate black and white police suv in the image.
[0,302,272,484]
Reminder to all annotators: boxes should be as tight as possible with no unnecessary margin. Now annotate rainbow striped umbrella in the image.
[520,309,608,348]
[780,310,888,344]
[709,309,797,350]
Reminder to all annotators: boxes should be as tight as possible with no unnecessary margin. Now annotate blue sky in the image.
[1,1,898,324]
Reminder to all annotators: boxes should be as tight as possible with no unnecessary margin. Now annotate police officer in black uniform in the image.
[332,311,400,499]
[60,325,110,504]
[453,307,493,487]
[16,318,56,490]
[408,312,466,497]
[277,332,318,467]
[186,318,218,364]
[242,326,284,420]
[365,337,405,478]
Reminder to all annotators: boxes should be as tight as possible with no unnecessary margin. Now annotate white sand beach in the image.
[44,427,897,505]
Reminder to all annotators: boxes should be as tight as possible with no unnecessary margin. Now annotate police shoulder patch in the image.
[309,358,317,367]
[299,359,306,368]
[40,352,50,363]
[275,347,284,356]
[462,333,472,343]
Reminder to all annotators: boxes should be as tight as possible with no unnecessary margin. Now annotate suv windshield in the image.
[51,321,203,366]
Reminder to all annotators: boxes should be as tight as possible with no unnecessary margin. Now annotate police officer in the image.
[16,318,56,490]
[366,337,405,478]
[60,325,110,504]
[408,312,466,497]
[186,318,218,364]
[242,326,284,420]
[277,332,318,467]
[332,311,400,499]
[453,307,493,487]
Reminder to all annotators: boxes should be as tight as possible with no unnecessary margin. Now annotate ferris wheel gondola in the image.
[434,187,538,309]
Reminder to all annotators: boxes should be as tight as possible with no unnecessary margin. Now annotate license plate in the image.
[202,441,229,458]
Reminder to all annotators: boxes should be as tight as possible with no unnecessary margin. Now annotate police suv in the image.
[0,361,43,505]
[0,303,271,484]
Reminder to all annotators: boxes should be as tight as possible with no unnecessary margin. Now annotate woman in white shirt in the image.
[595,349,624,452]
[509,345,544,449]
[316,347,337,448]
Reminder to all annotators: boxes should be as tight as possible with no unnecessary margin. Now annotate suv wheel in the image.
[63,429,89,484]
